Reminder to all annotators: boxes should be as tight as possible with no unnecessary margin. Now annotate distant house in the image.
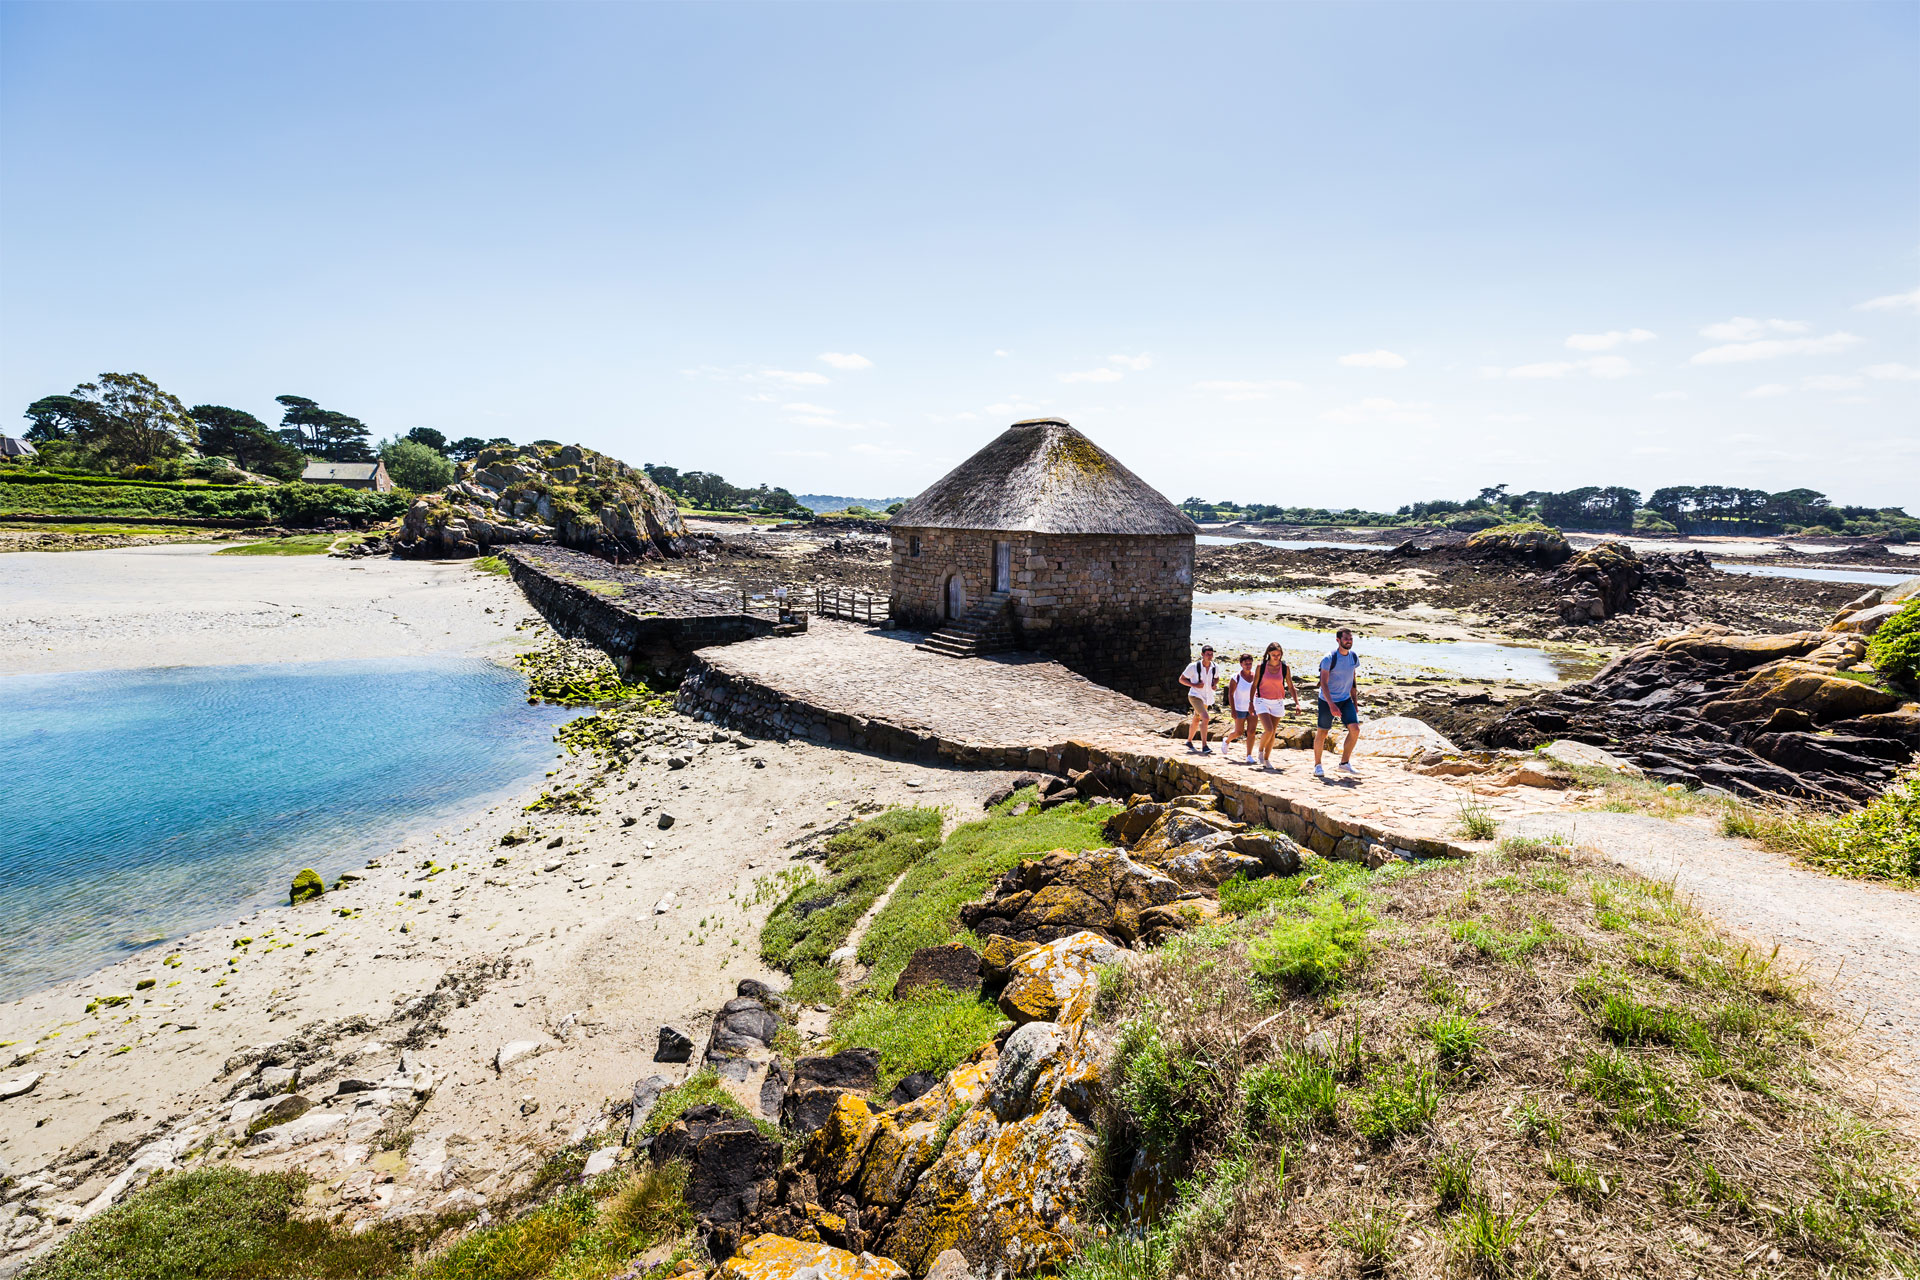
[0,434,37,458]
[300,460,392,492]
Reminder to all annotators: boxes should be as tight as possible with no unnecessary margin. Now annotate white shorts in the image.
[1253,697,1289,717]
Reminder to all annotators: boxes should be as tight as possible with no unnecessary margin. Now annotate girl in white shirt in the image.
[1223,653,1258,762]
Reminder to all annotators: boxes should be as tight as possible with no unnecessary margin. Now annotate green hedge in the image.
[0,468,263,493]
[0,481,411,525]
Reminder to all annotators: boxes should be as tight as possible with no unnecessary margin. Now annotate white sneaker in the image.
[1312,764,1324,777]
[1339,762,1358,774]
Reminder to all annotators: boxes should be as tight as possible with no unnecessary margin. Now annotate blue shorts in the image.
[1317,696,1358,729]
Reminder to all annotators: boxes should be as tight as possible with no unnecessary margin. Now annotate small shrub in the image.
[640,1069,750,1138]
[1511,1096,1562,1144]
[1241,1052,1338,1136]
[1867,600,1920,692]
[1547,1152,1613,1205]
[1448,1196,1541,1275]
[1218,871,1305,916]
[1247,896,1375,995]
[1446,914,1556,963]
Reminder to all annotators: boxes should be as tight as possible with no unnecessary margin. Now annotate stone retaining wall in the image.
[677,655,1470,859]
[505,548,775,680]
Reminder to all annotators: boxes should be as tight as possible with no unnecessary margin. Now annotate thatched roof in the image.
[890,419,1196,536]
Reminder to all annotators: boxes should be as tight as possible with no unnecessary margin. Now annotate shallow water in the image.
[1190,610,1569,682]
[0,658,571,1001]
[1196,534,1385,550]
[1712,563,1916,587]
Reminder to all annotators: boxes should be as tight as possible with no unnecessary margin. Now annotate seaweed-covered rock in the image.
[289,869,325,905]
[393,441,686,560]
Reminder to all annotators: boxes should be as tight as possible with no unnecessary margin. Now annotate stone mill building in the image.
[887,418,1197,706]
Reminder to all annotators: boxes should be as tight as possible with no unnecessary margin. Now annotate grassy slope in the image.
[1080,837,1920,1280]
[819,791,1111,1093]
[214,533,344,556]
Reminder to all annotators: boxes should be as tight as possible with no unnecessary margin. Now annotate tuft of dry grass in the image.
[1087,842,1920,1280]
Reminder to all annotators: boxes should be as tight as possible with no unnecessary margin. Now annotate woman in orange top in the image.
[1251,641,1300,770]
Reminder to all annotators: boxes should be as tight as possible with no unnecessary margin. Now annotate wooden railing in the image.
[814,586,889,624]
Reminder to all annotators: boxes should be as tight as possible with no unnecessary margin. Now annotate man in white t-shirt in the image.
[1180,646,1220,754]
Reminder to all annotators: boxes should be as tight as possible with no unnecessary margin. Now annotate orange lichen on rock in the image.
[716,1233,908,1280]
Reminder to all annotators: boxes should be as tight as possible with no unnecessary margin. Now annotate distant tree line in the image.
[16,372,526,495]
[1183,482,1916,538]
[641,464,813,518]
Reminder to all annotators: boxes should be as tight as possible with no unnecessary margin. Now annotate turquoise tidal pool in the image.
[0,658,572,1002]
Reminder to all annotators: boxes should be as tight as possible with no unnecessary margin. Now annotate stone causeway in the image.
[678,621,1577,858]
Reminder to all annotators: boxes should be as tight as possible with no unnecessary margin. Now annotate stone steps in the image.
[916,592,1013,658]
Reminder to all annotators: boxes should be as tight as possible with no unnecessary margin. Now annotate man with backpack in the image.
[1180,645,1221,754]
[1313,628,1362,777]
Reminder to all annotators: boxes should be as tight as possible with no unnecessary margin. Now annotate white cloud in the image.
[775,449,830,459]
[1652,390,1689,401]
[818,352,872,370]
[761,369,831,385]
[1699,317,1809,342]
[1058,367,1124,383]
[1337,349,1407,369]
[850,442,913,457]
[1742,384,1790,399]
[1856,288,1920,314]
[1108,353,1153,371]
[1866,362,1920,381]
[1322,397,1432,425]
[1495,356,1633,379]
[1690,332,1861,364]
[1802,374,1864,391]
[992,349,1010,357]
[1191,379,1303,402]
[1565,328,1656,351]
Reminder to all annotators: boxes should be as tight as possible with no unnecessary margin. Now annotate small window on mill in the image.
[910,537,921,557]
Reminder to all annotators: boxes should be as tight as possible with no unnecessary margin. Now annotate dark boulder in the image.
[893,946,983,999]
[794,1048,881,1091]
[650,1103,782,1257]
[654,1026,693,1063]
[889,1071,939,1106]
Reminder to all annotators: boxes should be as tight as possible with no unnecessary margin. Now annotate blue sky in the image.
[3,2,1915,509]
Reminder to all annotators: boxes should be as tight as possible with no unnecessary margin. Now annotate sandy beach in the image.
[0,547,1008,1265]
[0,543,524,675]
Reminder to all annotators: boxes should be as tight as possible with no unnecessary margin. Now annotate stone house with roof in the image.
[888,418,1196,705]
[300,460,393,492]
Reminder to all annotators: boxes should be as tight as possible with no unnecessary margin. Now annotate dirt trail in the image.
[1504,810,1920,1120]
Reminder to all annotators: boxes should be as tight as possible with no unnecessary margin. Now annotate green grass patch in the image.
[1574,1047,1700,1131]
[1351,1061,1439,1142]
[474,555,510,576]
[1445,913,1557,962]
[638,1069,763,1140]
[214,533,340,556]
[21,1167,427,1280]
[1247,895,1375,996]
[828,986,1010,1096]
[1113,1016,1229,1155]
[854,791,1108,990]
[1241,1051,1339,1137]
[759,806,943,977]
[1420,1012,1485,1069]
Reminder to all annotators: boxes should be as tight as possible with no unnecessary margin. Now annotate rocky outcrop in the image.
[1483,624,1916,802]
[1551,542,1705,625]
[716,1234,907,1280]
[652,1104,785,1260]
[392,441,686,560]
[1463,523,1572,566]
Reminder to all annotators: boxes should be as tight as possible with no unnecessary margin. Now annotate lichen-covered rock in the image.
[960,849,1180,947]
[878,1102,1097,1278]
[807,1092,883,1196]
[1702,660,1903,724]
[289,869,325,905]
[975,936,1038,981]
[1127,807,1243,859]
[996,931,1123,1026]
[393,441,686,560]
[855,1062,991,1208]
[715,1234,907,1280]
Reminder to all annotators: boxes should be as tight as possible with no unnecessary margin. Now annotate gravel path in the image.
[1505,809,1920,1119]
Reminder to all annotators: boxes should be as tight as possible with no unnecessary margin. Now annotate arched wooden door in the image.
[944,574,965,620]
